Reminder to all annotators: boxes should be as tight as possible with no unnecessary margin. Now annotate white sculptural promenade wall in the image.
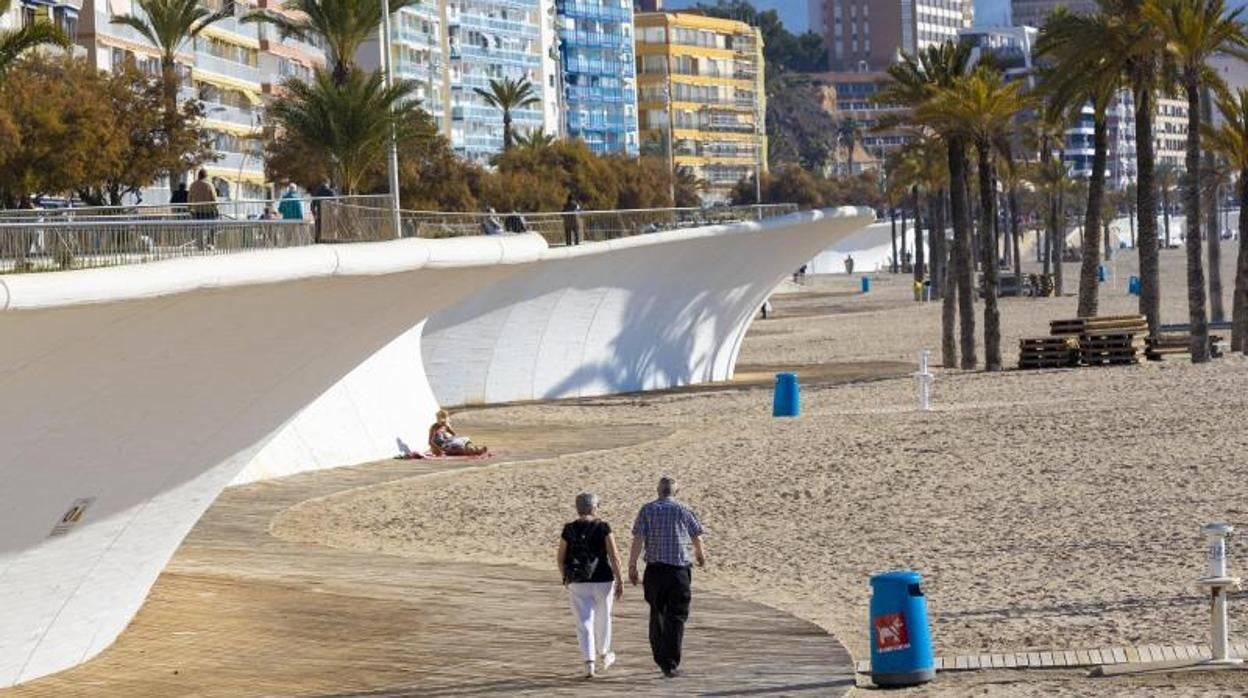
[423,208,874,405]
[241,208,874,481]
[0,235,543,688]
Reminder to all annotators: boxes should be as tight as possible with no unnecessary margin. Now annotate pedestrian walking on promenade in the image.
[558,492,624,679]
[628,476,706,678]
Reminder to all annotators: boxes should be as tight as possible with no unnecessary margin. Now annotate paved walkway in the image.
[8,420,854,697]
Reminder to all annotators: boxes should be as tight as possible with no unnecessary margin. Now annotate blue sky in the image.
[662,0,1016,32]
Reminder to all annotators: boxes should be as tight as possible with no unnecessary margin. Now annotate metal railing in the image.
[0,197,799,274]
[317,200,800,246]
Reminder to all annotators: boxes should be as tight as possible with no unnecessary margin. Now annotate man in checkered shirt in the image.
[627,476,706,678]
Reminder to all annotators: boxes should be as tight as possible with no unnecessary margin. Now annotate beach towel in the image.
[393,451,494,462]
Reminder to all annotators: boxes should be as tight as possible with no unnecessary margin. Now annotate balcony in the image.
[203,102,260,127]
[194,52,261,84]
[558,1,632,22]
[209,150,265,174]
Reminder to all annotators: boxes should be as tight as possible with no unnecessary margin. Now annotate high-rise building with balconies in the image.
[808,0,973,72]
[634,11,766,203]
[554,0,640,155]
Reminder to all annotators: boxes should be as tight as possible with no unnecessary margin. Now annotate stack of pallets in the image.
[1079,332,1145,365]
[1028,273,1055,298]
[1145,334,1224,360]
[1017,336,1079,369]
[1018,315,1148,369]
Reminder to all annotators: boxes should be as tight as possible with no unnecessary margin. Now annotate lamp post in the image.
[379,0,402,237]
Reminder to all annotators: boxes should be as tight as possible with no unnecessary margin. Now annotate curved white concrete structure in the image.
[0,208,872,686]
[422,208,874,406]
[0,235,543,687]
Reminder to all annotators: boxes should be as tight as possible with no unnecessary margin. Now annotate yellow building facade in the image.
[635,12,767,204]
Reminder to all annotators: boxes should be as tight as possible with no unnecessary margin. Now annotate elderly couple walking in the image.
[556,476,706,679]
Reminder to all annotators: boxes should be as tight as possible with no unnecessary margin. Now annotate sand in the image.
[274,243,1248,695]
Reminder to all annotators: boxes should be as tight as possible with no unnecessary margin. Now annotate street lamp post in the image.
[379,0,402,237]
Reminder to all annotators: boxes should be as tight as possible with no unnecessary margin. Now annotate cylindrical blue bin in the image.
[1128,275,1141,296]
[772,373,800,417]
[869,570,935,687]
[1097,264,1107,282]
[861,276,871,293]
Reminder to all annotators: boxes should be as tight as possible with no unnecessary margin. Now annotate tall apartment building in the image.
[1008,0,1093,29]
[2,0,80,44]
[77,0,322,203]
[808,0,973,72]
[635,12,767,203]
[367,0,557,164]
[555,0,640,155]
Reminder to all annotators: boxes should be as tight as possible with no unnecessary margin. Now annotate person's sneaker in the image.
[600,652,616,671]
[584,660,596,678]
[662,667,681,678]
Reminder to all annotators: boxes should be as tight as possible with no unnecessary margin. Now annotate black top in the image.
[561,519,614,583]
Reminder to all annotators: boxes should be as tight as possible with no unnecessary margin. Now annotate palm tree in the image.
[1145,0,1248,361]
[1203,88,1248,352]
[244,0,416,86]
[0,0,69,78]
[112,0,230,113]
[877,40,975,369]
[1038,8,1128,319]
[514,129,558,151]
[473,76,540,151]
[921,66,1031,371]
[1203,143,1231,321]
[267,69,417,198]
[838,117,860,175]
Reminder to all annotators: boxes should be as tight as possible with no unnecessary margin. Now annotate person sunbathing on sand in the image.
[428,409,488,456]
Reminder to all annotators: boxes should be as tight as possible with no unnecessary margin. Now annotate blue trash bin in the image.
[772,373,800,417]
[861,276,871,293]
[869,570,935,687]
[1097,264,1107,283]
[1128,275,1141,296]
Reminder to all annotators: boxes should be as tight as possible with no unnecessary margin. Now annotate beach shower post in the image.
[914,349,933,411]
[1199,523,1242,665]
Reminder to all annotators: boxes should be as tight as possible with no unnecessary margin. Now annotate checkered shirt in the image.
[632,497,704,567]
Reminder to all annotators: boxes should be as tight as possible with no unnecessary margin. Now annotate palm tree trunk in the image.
[948,136,977,369]
[890,208,899,274]
[1203,90,1224,324]
[1009,184,1022,288]
[1234,171,1248,353]
[503,110,514,150]
[913,187,925,283]
[977,141,1002,371]
[900,208,909,270]
[1054,147,1067,296]
[937,189,956,367]
[929,190,944,299]
[1184,77,1211,362]
[1076,115,1108,318]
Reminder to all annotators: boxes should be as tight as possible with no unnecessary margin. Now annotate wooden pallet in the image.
[1050,315,1148,336]
[1028,273,1055,298]
[1018,336,1078,369]
[1145,334,1224,360]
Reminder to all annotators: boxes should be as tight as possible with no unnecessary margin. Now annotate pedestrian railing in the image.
[0,197,799,274]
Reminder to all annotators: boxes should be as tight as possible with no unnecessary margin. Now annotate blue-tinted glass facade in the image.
[556,0,640,155]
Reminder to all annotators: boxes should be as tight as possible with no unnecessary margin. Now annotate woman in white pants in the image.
[557,492,624,678]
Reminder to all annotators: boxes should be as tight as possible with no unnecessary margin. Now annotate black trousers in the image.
[643,563,692,671]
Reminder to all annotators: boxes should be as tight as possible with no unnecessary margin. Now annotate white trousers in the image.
[567,581,614,661]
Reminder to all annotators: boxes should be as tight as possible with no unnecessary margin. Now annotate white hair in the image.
[575,491,599,516]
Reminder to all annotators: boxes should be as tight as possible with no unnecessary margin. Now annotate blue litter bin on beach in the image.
[772,373,800,417]
[1128,275,1141,296]
[869,570,935,688]
[1097,264,1107,283]
[861,276,871,293]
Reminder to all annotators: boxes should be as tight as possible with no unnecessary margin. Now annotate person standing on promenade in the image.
[628,476,706,678]
[187,170,218,250]
[558,492,624,679]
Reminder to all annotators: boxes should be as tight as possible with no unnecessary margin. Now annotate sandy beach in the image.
[274,243,1248,695]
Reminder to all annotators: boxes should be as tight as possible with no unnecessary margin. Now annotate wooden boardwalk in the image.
[8,420,854,697]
